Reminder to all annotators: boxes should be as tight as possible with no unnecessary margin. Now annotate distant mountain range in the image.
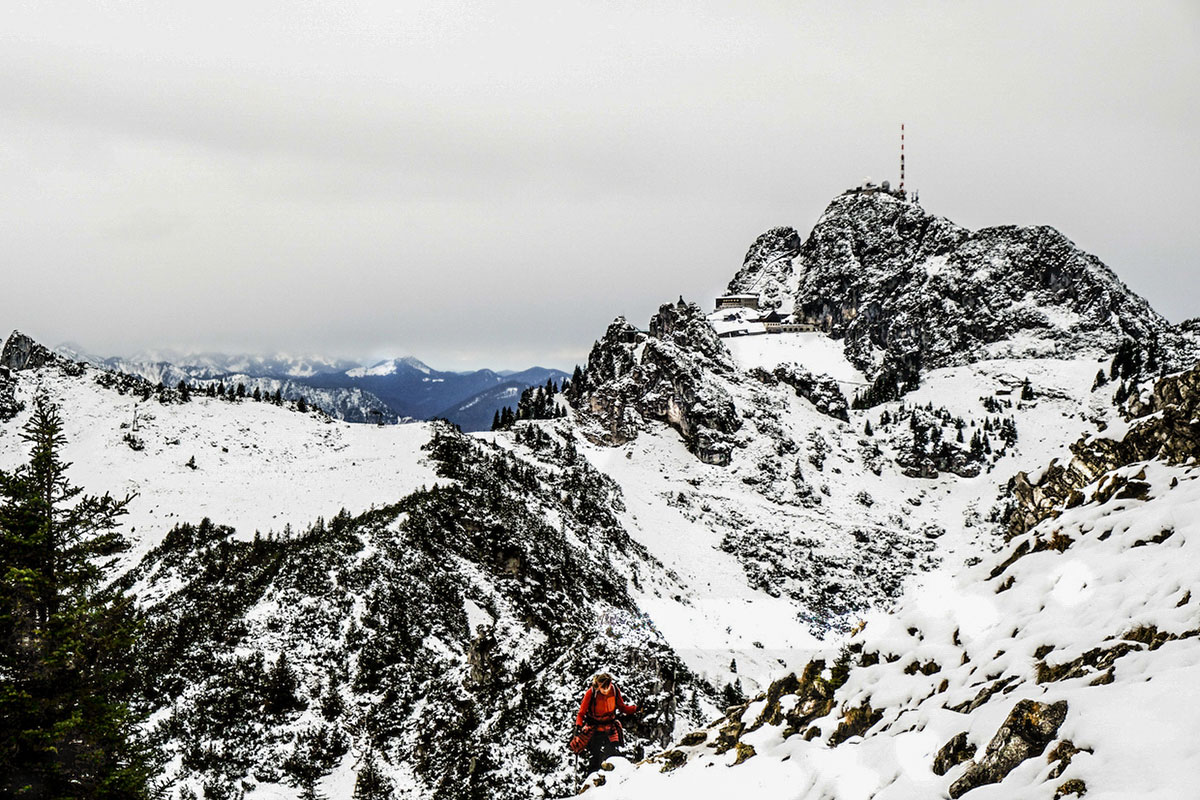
[56,347,569,431]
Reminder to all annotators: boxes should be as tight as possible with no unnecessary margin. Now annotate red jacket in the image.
[575,683,637,728]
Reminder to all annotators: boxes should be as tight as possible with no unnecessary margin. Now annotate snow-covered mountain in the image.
[63,346,568,430]
[726,190,1189,396]
[317,359,570,430]
[2,187,1197,799]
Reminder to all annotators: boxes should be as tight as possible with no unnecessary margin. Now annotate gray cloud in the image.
[2,1,1197,370]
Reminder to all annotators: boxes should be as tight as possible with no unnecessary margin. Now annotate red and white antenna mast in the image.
[899,123,906,193]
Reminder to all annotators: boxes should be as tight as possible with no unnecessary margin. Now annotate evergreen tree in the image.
[177,381,191,402]
[1114,380,1130,404]
[490,411,500,432]
[263,651,305,717]
[273,388,283,405]
[720,678,745,708]
[236,383,247,399]
[909,415,927,458]
[516,388,533,421]
[352,750,394,800]
[0,398,155,797]
[296,397,309,414]
[1111,340,1136,380]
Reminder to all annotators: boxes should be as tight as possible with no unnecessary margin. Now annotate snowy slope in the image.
[583,361,1200,800]
[568,312,1121,716]
[0,364,439,569]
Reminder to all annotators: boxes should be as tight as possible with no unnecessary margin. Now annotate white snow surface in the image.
[0,367,440,569]
[590,457,1200,798]
[578,334,1197,799]
[725,331,866,385]
[577,329,1114,706]
[346,359,399,377]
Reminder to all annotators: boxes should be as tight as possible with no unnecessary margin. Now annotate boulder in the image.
[932,731,975,776]
[948,699,1068,798]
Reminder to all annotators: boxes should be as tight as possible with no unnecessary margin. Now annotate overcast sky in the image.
[2,1,1197,371]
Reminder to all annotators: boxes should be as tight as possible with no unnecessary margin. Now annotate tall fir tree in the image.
[0,398,155,797]
[352,750,394,800]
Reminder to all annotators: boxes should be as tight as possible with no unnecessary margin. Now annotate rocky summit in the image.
[728,192,1187,387]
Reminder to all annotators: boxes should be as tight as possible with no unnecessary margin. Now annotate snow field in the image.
[0,368,441,570]
[591,457,1200,799]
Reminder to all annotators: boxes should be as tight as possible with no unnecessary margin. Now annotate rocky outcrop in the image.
[573,302,741,465]
[2,330,59,372]
[734,193,1179,387]
[725,226,803,312]
[933,732,976,777]
[948,699,1068,798]
[0,331,89,420]
[749,363,848,421]
[1008,360,1200,537]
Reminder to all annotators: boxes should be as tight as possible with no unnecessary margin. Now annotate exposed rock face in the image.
[749,364,848,421]
[933,732,976,776]
[2,330,58,371]
[573,302,741,465]
[734,193,1175,383]
[1008,359,1200,537]
[1,331,89,419]
[948,699,1068,798]
[725,226,803,312]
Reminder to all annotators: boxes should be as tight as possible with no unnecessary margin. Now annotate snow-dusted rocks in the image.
[4,329,83,375]
[1008,358,1200,538]
[725,226,803,313]
[946,698,1068,798]
[732,192,1179,386]
[591,361,1200,800]
[573,303,741,465]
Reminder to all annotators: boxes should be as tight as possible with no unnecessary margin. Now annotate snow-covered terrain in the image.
[0,367,439,570]
[2,188,1197,799]
[587,372,1200,799]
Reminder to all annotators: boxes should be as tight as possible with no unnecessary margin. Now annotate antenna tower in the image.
[899,123,905,193]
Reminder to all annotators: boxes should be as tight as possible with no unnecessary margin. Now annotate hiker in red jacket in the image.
[571,672,639,774]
